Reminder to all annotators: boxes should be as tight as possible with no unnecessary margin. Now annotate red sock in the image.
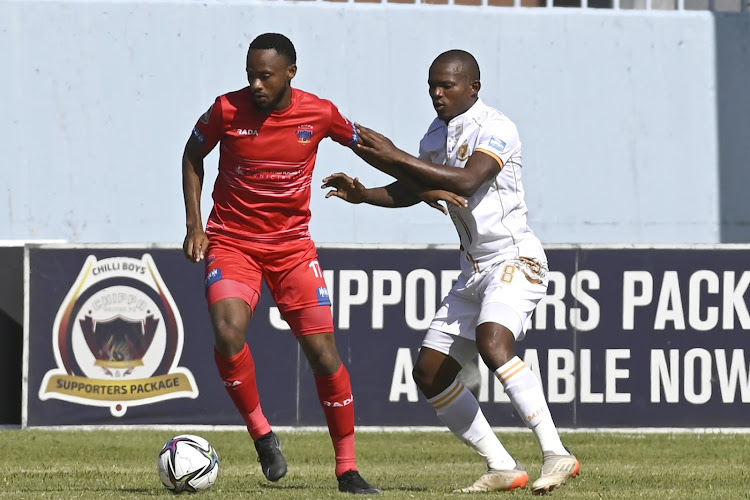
[214,344,271,440]
[315,364,357,477]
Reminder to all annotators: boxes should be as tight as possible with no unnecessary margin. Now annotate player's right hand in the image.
[322,172,367,204]
[419,189,468,214]
[183,227,209,262]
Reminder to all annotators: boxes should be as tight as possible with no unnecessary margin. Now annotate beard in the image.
[253,89,288,113]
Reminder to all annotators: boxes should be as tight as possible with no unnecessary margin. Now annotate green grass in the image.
[0,429,748,499]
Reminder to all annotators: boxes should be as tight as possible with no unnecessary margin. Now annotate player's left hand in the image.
[355,123,404,163]
[322,172,367,204]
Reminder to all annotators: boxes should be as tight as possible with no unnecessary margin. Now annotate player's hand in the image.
[322,172,367,204]
[355,123,404,163]
[183,227,209,262]
[419,189,468,214]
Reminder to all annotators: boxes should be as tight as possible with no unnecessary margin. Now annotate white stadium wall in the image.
[1,1,748,244]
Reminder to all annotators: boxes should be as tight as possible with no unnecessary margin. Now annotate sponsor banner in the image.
[25,246,750,427]
[37,254,198,417]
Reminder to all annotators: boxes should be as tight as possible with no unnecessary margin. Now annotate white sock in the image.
[496,357,567,456]
[428,379,516,470]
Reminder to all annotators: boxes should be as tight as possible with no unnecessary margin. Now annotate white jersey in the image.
[418,98,545,276]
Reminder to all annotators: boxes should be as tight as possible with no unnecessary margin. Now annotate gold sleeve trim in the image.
[475,148,504,169]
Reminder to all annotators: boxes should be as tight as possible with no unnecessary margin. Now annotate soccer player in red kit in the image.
[180,33,380,494]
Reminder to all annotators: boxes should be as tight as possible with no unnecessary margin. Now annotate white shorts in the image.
[422,257,548,366]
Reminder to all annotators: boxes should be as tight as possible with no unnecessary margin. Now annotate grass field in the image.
[0,429,748,499]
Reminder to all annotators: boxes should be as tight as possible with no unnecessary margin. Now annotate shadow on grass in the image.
[388,486,430,492]
[260,483,322,491]
[256,483,431,493]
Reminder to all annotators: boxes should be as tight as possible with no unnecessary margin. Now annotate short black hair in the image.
[432,50,480,82]
[248,33,297,65]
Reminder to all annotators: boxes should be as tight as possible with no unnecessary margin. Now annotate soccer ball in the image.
[157,434,220,494]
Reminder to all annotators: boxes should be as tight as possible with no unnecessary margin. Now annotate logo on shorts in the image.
[38,254,198,417]
[317,286,331,306]
[205,268,223,289]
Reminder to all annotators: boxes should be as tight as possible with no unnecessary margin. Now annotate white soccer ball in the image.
[157,434,220,494]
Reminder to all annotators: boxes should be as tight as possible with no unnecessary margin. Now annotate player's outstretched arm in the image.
[348,139,468,213]
[182,135,209,263]
[322,173,466,214]
[323,173,418,208]
[354,123,501,198]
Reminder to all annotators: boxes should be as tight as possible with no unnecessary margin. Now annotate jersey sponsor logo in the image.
[192,127,206,144]
[199,105,213,124]
[237,129,259,136]
[317,286,332,306]
[489,136,507,153]
[237,166,303,181]
[205,268,223,289]
[296,124,314,143]
[457,142,470,161]
[38,255,198,417]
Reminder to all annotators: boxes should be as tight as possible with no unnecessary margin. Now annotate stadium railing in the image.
[276,0,748,13]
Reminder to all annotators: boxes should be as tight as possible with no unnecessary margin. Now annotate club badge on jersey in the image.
[297,124,314,143]
[457,142,470,161]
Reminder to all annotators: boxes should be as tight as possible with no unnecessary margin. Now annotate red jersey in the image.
[193,87,358,243]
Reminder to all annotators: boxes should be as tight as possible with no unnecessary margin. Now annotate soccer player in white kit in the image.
[323,49,580,494]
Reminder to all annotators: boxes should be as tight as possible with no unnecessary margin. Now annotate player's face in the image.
[246,49,297,113]
[428,61,480,123]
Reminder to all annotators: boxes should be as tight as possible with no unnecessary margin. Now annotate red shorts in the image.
[204,235,333,336]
